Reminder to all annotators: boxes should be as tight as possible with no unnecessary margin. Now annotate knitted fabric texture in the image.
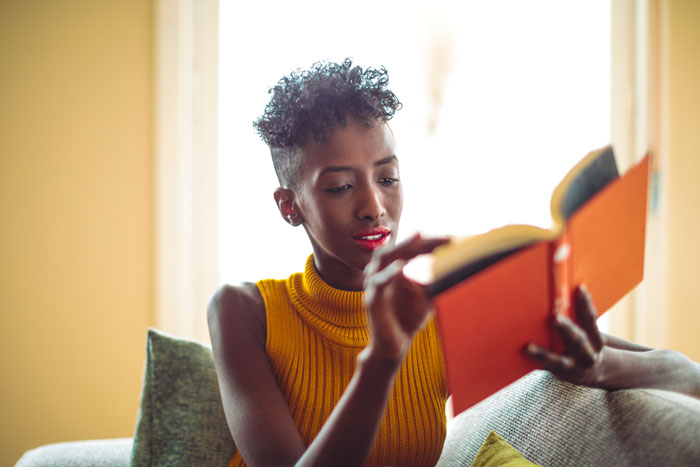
[229,255,448,467]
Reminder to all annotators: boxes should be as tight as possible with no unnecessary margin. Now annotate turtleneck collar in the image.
[286,255,369,347]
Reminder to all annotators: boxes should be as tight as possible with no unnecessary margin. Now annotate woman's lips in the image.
[352,228,392,251]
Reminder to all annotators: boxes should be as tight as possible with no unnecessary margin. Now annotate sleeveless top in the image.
[228,255,448,466]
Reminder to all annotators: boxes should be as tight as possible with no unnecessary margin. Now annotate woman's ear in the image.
[274,188,304,226]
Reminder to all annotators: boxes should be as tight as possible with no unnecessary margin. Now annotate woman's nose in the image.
[357,186,385,222]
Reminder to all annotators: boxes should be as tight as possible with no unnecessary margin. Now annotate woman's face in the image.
[288,119,403,290]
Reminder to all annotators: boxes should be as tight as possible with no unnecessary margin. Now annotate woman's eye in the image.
[326,184,352,194]
[380,178,400,186]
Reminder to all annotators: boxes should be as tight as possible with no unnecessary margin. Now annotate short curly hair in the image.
[254,58,402,189]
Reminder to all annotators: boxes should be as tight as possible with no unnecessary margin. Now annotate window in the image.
[218,0,611,286]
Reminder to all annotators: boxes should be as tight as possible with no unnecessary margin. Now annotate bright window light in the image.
[218,1,611,287]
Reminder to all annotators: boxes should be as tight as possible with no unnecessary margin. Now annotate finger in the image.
[554,314,597,367]
[379,263,432,310]
[525,343,576,371]
[364,259,406,304]
[575,285,604,352]
[374,233,450,271]
[394,277,433,332]
[364,233,449,277]
[365,262,432,337]
[371,259,406,288]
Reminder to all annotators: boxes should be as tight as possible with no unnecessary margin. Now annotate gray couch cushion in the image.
[16,331,700,466]
[130,328,235,467]
[16,438,133,467]
[437,370,700,466]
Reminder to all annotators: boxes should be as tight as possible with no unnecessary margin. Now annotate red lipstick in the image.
[352,227,392,251]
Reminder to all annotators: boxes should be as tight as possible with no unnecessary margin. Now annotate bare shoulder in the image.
[207,283,306,464]
[208,282,266,348]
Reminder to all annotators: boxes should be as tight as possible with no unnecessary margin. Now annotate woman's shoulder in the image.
[208,282,266,347]
[210,282,265,310]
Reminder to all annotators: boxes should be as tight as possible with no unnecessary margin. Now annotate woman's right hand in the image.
[362,233,450,362]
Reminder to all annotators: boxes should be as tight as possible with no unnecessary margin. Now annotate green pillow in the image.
[471,431,541,467]
[130,328,236,466]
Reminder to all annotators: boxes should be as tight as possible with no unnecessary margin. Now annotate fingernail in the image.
[526,343,538,353]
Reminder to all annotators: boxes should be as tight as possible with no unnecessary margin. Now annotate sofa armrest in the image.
[16,438,133,467]
[437,370,700,466]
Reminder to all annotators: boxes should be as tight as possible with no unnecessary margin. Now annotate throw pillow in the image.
[471,431,541,467]
[130,328,236,466]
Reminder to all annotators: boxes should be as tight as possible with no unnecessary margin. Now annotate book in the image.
[428,146,650,415]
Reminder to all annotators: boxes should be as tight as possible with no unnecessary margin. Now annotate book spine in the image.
[551,233,572,352]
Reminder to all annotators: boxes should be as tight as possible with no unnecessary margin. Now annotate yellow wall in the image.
[665,0,700,362]
[0,1,153,464]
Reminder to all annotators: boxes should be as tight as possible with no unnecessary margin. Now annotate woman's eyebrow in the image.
[319,155,398,177]
[374,155,398,166]
[319,166,352,176]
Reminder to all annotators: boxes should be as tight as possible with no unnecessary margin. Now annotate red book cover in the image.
[431,151,650,415]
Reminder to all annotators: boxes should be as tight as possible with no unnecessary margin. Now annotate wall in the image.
[664,0,700,362]
[0,1,153,464]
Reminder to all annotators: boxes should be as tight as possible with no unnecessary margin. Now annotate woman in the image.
[208,59,700,467]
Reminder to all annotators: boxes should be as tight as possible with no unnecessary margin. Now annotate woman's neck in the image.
[310,247,366,292]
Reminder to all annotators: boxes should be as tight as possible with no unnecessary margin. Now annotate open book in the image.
[429,146,650,415]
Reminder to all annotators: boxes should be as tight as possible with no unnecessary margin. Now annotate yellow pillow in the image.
[471,431,542,467]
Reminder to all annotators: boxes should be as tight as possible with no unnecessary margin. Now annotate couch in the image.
[16,328,700,466]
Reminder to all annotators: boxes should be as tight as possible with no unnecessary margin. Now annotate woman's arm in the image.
[209,234,448,467]
[593,346,700,396]
[208,284,305,466]
[301,234,449,465]
[209,285,402,466]
[601,332,653,352]
[526,286,700,398]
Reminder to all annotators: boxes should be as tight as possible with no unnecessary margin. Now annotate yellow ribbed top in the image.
[229,255,448,466]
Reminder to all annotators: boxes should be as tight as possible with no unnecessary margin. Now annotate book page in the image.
[550,146,619,229]
[431,224,556,283]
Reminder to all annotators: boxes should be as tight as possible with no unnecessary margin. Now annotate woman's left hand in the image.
[527,285,700,397]
[526,285,607,387]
